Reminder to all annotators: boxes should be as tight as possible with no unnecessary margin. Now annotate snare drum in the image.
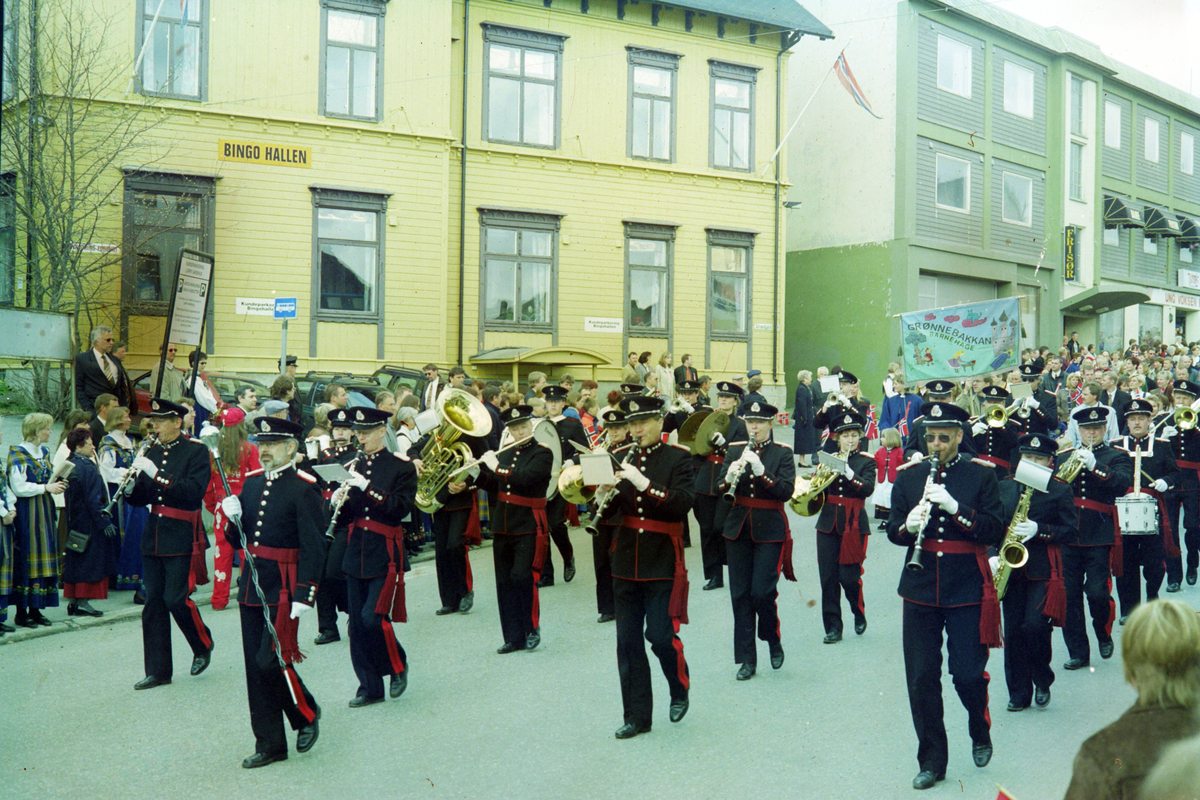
[1116,495,1159,536]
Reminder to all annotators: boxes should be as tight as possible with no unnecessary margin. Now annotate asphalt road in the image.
[2,508,1192,800]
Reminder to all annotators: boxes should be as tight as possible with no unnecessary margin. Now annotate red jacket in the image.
[204,443,263,513]
[874,446,904,484]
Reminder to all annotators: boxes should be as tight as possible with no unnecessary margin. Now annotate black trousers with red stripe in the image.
[693,493,728,582]
[613,578,688,727]
[345,575,406,700]
[816,530,865,636]
[239,603,318,756]
[493,533,537,646]
[1164,490,1200,583]
[1061,544,1113,662]
[902,600,991,774]
[725,535,783,665]
[541,495,574,582]
[1000,571,1054,707]
[1116,533,1165,616]
[141,553,212,678]
[432,506,471,609]
[593,524,615,616]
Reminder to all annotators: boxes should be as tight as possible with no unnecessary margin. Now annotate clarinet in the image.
[906,468,939,572]
[323,456,361,540]
[104,434,157,516]
[583,443,640,537]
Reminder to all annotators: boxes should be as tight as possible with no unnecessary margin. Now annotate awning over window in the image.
[1179,215,1200,245]
[1060,284,1151,315]
[1144,206,1182,237]
[470,346,612,384]
[1103,195,1143,228]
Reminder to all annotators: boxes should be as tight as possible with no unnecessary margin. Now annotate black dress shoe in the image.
[67,603,78,616]
[435,606,457,615]
[0,622,14,633]
[769,642,784,669]
[73,603,102,618]
[1006,701,1029,712]
[597,613,615,623]
[536,577,554,588]
[1034,686,1051,707]
[564,557,576,583]
[242,751,287,769]
[854,616,867,635]
[134,675,171,690]
[296,715,320,753]
[1188,567,1198,586]
[30,610,52,626]
[390,671,407,698]
[314,629,341,645]
[1167,582,1182,593]
[15,614,36,628]
[669,695,689,723]
[702,578,724,591]
[525,628,541,651]
[497,641,525,654]
[736,663,756,681]
[133,591,146,605]
[191,644,214,676]
[823,631,842,644]
[348,695,384,708]
[1098,639,1114,659]
[912,770,944,790]
[614,723,650,739]
[459,591,474,613]
[972,739,993,767]
[1063,658,1089,670]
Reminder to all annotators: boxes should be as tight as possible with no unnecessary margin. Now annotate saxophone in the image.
[993,485,1033,600]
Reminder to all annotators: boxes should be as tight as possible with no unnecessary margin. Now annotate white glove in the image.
[480,450,500,471]
[1026,397,1040,410]
[1153,478,1169,493]
[619,462,651,492]
[988,556,1001,573]
[346,472,370,491]
[132,455,158,478]
[290,602,311,620]
[113,467,129,482]
[1163,426,1179,439]
[909,452,924,463]
[926,483,959,515]
[1014,519,1039,542]
[843,462,856,480]
[220,495,242,520]
[971,421,988,436]
[305,439,320,460]
[679,399,694,414]
[905,504,926,533]
[710,432,726,447]
[742,450,764,476]
[331,485,350,506]
[1079,449,1097,470]
[2,511,14,525]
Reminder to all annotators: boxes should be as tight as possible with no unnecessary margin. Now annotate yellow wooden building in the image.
[1,0,831,393]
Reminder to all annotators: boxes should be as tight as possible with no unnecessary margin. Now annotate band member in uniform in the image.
[814,410,876,643]
[593,409,632,623]
[477,406,554,652]
[218,417,325,768]
[990,434,1076,712]
[902,380,977,461]
[1112,399,1178,622]
[312,407,356,645]
[1162,379,1200,591]
[719,401,796,679]
[1016,364,1059,437]
[887,401,1004,791]
[125,398,214,690]
[330,407,418,707]
[1058,406,1132,670]
[814,372,871,453]
[430,453,482,616]
[662,380,700,437]
[693,381,748,591]
[607,395,695,739]
[968,386,1021,479]
[540,385,586,586]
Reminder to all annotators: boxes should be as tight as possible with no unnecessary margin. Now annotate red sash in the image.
[921,540,1003,648]
[1073,497,1123,577]
[1044,545,1066,627]
[249,545,303,664]
[827,495,868,565]
[499,492,550,571]
[350,518,407,622]
[152,505,209,586]
[620,515,690,625]
[733,497,796,581]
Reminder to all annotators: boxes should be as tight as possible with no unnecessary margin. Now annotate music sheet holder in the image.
[580,453,616,486]
[817,451,847,471]
[1013,459,1053,493]
[311,463,353,483]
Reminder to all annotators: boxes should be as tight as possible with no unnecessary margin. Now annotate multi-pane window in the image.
[0,173,14,305]
[482,25,565,149]
[480,210,558,331]
[935,153,970,212]
[628,49,679,162]
[137,0,206,99]
[625,224,674,331]
[1070,75,1084,137]
[708,230,753,338]
[312,190,385,317]
[321,1,384,121]
[1002,172,1032,226]
[1069,142,1084,201]
[2,0,15,102]
[123,174,212,310]
[1105,101,1121,148]
[936,34,972,98]
[710,61,756,172]
[1143,235,1158,256]
[1145,117,1160,163]
[1182,132,1194,176]
[1002,61,1033,118]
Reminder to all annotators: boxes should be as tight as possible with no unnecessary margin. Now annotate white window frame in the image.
[1105,101,1122,149]
[1182,132,1195,176]
[1145,117,1160,163]
[936,34,972,99]
[934,153,971,213]
[1003,61,1034,119]
[478,208,561,333]
[1002,172,1033,227]
[706,229,753,341]
[481,24,566,150]
[319,0,385,122]
[624,222,675,334]
[627,48,679,163]
[310,188,387,323]
[135,0,207,100]
[709,60,757,173]
[1069,141,1084,202]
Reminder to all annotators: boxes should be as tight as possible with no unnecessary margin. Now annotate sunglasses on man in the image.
[924,433,954,444]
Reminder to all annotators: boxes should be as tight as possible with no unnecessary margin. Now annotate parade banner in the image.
[900,297,1020,382]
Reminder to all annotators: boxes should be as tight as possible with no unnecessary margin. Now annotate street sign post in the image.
[275,297,297,375]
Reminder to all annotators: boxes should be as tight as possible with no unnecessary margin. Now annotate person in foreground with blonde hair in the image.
[1062,598,1200,800]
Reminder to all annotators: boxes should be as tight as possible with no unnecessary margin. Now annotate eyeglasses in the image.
[924,433,953,444]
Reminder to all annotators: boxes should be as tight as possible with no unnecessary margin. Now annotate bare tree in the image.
[2,0,170,412]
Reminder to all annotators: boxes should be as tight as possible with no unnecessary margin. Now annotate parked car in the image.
[294,371,387,432]
[131,370,266,429]
[370,364,431,402]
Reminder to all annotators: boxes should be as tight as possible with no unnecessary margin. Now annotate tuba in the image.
[414,388,494,513]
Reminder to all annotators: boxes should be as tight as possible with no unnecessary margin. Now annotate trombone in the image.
[1152,400,1200,435]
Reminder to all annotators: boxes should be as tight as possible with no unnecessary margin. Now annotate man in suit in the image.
[673,354,698,387]
[88,393,119,448]
[75,325,128,412]
[1099,371,1132,421]
[1039,357,1067,396]
[422,364,444,411]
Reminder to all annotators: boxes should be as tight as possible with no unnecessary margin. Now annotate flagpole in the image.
[758,38,853,178]
[127,0,168,95]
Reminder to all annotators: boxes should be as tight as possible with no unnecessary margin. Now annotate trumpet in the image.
[667,396,695,415]
[906,471,938,572]
[324,457,361,540]
[1056,443,1093,484]
[105,434,158,515]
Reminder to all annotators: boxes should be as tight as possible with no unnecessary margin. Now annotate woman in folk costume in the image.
[99,406,146,597]
[62,428,119,617]
[0,429,17,635]
[7,413,66,626]
[203,407,261,610]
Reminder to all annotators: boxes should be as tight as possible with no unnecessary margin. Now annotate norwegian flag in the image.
[583,417,602,448]
[834,52,882,119]
[865,404,879,440]
[898,416,910,439]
